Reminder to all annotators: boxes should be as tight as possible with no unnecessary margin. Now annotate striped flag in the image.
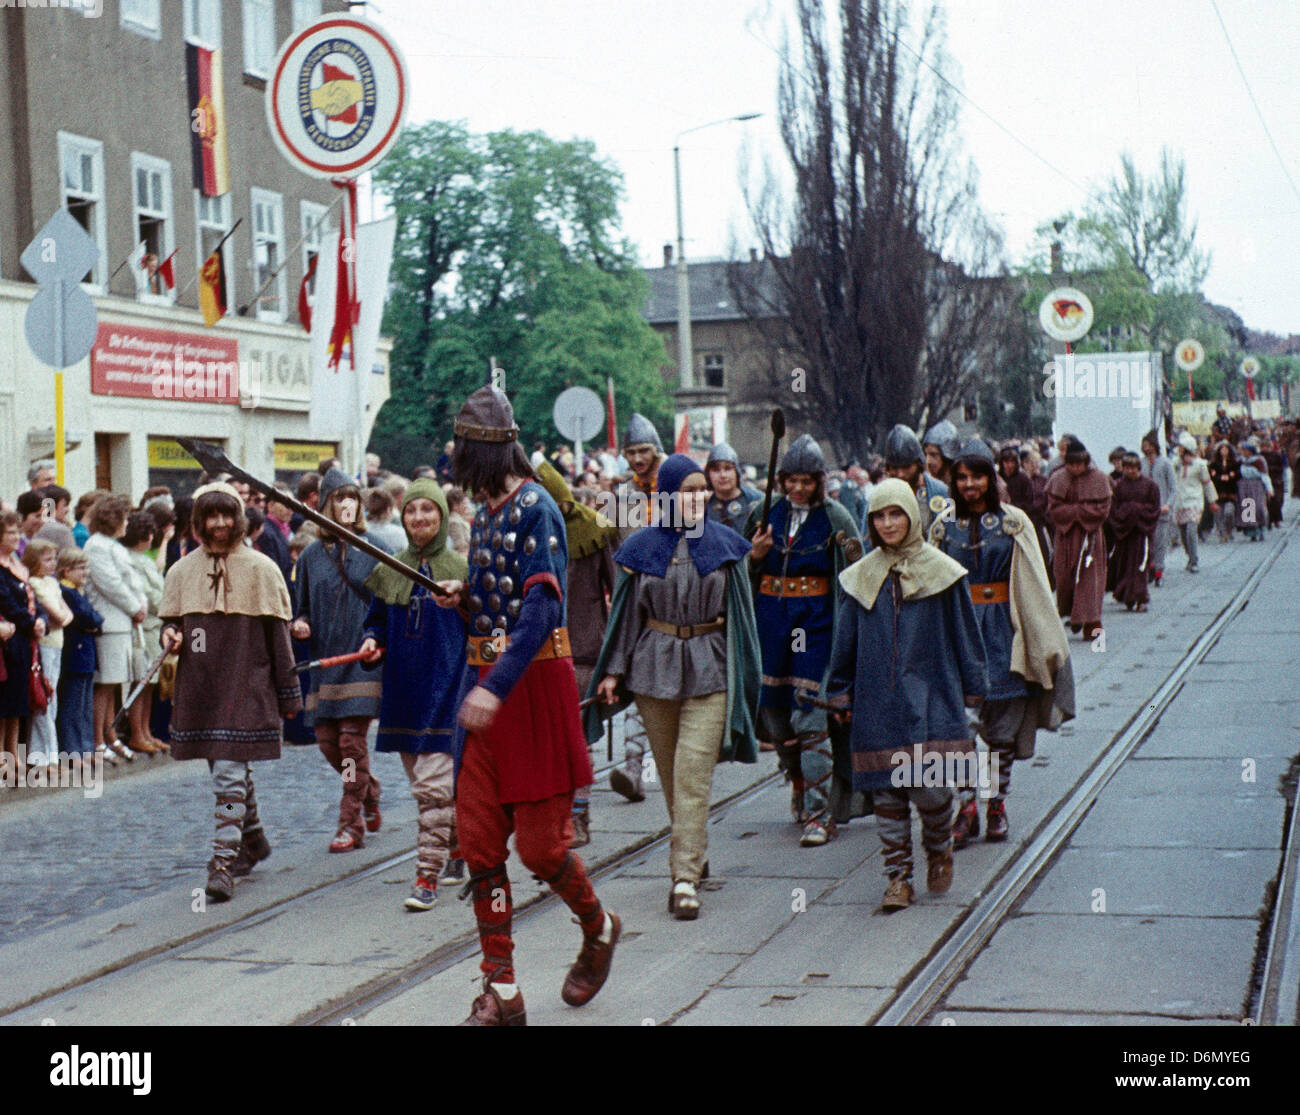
[187,42,230,197]
[199,245,228,327]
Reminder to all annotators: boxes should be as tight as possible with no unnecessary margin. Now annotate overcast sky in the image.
[371,0,1300,335]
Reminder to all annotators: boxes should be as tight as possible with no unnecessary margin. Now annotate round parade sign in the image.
[1038,287,1094,343]
[1240,356,1260,379]
[1174,339,1205,372]
[266,17,409,179]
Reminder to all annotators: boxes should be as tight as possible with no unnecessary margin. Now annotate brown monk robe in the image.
[1046,438,1111,638]
[1107,457,1161,611]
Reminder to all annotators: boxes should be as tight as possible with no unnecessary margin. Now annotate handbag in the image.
[29,642,53,715]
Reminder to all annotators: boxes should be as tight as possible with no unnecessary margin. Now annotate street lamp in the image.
[673,113,761,392]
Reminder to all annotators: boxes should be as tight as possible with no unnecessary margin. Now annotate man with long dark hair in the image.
[160,484,302,902]
[437,386,619,1026]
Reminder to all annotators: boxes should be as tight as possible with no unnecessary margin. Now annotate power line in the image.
[1210,0,1300,209]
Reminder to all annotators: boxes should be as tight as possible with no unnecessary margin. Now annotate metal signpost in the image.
[553,386,606,469]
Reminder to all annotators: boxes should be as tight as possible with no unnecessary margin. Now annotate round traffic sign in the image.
[553,386,605,443]
[266,17,409,179]
[1039,287,1093,343]
[1240,356,1260,378]
[1174,339,1205,373]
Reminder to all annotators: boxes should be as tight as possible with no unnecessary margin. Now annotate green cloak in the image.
[582,562,761,764]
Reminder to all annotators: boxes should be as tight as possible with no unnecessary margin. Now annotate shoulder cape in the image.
[161,544,292,622]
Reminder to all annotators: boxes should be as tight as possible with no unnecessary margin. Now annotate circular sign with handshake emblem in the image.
[266,17,409,178]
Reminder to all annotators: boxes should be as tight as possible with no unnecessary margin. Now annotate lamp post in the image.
[672,113,761,396]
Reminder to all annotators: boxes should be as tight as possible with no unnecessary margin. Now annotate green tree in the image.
[369,122,671,475]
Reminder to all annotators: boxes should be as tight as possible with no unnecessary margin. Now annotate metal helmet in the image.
[779,433,826,475]
[706,442,740,468]
[955,437,995,466]
[923,419,962,462]
[622,412,663,453]
[883,424,924,469]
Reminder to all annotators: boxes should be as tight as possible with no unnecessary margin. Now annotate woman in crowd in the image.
[123,510,167,754]
[0,511,46,777]
[57,548,102,773]
[1208,441,1240,543]
[83,495,146,764]
[589,454,760,919]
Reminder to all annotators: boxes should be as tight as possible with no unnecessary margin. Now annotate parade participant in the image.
[829,468,868,531]
[932,442,1072,847]
[1173,434,1218,573]
[1212,404,1233,442]
[1140,432,1175,587]
[883,424,949,537]
[1208,442,1240,542]
[826,480,986,911]
[159,483,302,902]
[608,413,666,803]
[441,385,618,1027]
[291,469,392,853]
[588,454,760,918]
[999,444,1050,564]
[1107,454,1161,612]
[1046,437,1111,640]
[535,460,619,847]
[922,420,962,486]
[1259,437,1286,528]
[746,434,863,847]
[704,442,762,533]
[360,479,469,911]
[1236,444,1272,543]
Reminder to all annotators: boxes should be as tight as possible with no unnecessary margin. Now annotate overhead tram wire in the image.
[1209,0,1300,212]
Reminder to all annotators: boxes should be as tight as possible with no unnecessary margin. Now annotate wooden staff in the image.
[760,408,786,531]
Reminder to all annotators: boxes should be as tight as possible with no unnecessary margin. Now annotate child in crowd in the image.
[23,539,73,768]
[57,549,103,773]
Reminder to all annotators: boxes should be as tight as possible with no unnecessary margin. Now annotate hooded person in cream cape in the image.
[825,479,988,911]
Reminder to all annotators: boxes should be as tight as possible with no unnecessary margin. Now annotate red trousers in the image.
[457,732,603,982]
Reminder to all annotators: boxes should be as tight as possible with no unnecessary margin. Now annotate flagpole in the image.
[237,196,341,316]
[175,217,245,301]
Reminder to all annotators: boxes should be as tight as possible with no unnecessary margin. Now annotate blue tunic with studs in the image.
[459,480,592,804]
[930,509,1027,701]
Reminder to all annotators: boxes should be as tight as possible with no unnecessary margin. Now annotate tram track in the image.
[874,518,1298,1026]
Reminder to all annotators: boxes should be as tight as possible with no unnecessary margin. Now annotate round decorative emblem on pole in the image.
[265,17,409,179]
[1038,287,1094,343]
[1240,356,1260,379]
[1174,339,1205,372]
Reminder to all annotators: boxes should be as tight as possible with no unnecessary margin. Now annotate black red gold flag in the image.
[200,246,228,327]
[186,42,231,197]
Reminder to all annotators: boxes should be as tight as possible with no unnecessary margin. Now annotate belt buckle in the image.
[479,634,506,663]
[981,585,995,600]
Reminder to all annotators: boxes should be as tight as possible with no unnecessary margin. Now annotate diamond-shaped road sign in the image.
[21,209,101,369]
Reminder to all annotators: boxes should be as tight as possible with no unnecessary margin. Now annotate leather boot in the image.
[609,763,644,803]
[231,830,271,878]
[460,970,527,1027]
[205,843,238,902]
[986,800,1009,842]
[952,798,980,849]
[561,912,621,1007]
[926,848,954,893]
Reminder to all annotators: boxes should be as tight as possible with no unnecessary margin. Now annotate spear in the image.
[294,648,382,674]
[110,645,171,735]
[176,438,453,597]
[759,408,786,532]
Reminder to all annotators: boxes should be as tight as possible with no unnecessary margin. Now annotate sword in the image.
[110,645,171,735]
[176,438,453,598]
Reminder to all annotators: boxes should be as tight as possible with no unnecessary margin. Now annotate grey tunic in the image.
[605,538,728,700]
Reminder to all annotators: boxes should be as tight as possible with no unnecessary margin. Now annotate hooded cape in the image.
[535,460,621,560]
[584,562,761,764]
[161,543,292,621]
[839,479,966,609]
[364,478,467,606]
[615,453,752,578]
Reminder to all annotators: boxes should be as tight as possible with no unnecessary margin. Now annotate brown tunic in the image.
[1046,465,1111,627]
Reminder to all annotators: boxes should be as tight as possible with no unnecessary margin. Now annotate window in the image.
[242,0,275,78]
[132,154,174,302]
[195,191,233,318]
[120,0,161,38]
[703,353,725,389]
[58,132,106,288]
[251,188,286,320]
[293,0,322,31]
[300,200,330,310]
[184,0,222,50]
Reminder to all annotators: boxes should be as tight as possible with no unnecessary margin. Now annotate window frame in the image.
[195,190,233,321]
[241,0,276,79]
[184,0,223,51]
[703,353,726,389]
[130,152,175,306]
[250,187,287,323]
[292,0,322,33]
[299,200,331,316]
[120,0,162,39]
[57,131,108,291]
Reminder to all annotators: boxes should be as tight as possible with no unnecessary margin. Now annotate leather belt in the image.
[467,627,571,667]
[760,575,829,597]
[968,581,1009,604]
[645,616,726,639]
